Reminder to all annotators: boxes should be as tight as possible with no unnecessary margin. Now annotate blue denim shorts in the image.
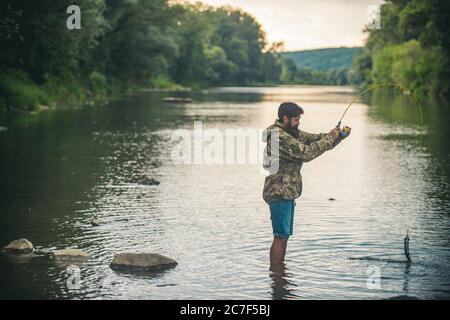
[269,199,296,238]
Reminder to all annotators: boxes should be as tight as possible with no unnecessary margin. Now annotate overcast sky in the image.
[183,0,384,51]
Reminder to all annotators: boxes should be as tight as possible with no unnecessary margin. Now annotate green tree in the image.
[0,0,106,82]
[354,0,450,99]
[95,0,178,84]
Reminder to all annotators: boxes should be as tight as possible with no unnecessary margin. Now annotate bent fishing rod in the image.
[335,83,424,144]
[336,83,423,262]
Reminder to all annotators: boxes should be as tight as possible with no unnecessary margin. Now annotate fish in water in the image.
[404,229,412,262]
[349,230,413,263]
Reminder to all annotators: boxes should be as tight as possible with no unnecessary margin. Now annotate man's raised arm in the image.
[276,128,340,162]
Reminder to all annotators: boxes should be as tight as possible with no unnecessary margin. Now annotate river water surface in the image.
[0,85,449,299]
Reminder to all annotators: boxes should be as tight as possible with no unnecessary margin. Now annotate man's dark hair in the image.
[278,102,304,121]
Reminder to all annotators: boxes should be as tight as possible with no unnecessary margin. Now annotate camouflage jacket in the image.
[262,119,341,204]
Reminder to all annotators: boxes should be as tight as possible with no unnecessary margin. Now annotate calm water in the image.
[0,85,449,299]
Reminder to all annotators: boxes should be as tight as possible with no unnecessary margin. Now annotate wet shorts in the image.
[269,199,296,238]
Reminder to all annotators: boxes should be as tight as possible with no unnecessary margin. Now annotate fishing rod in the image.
[335,83,425,144]
[337,83,423,262]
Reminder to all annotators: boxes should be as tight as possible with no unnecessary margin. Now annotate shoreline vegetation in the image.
[352,0,449,100]
[0,0,448,114]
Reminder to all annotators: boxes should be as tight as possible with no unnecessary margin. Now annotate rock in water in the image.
[2,239,33,254]
[36,104,49,111]
[162,97,193,103]
[51,249,90,260]
[110,253,177,272]
[91,218,104,226]
[134,176,160,185]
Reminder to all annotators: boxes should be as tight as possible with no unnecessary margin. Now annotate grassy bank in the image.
[0,71,189,113]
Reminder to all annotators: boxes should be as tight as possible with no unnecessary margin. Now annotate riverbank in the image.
[0,70,359,115]
[0,71,191,114]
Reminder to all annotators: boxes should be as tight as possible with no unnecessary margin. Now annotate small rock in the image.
[134,176,160,185]
[0,126,8,132]
[51,249,90,260]
[2,239,33,254]
[36,104,49,111]
[150,160,161,167]
[110,253,177,272]
[91,218,104,226]
[162,97,193,103]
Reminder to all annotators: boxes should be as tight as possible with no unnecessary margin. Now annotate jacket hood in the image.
[262,119,300,142]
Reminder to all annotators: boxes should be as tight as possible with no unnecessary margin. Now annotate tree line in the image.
[2,0,446,111]
[352,0,450,99]
[0,0,289,110]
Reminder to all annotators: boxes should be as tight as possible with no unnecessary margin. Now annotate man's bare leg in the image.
[270,237,288,267]
[282,237,288,259]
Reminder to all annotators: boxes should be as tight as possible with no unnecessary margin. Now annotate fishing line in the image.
[336,83,425,145]
[338,83,424,262]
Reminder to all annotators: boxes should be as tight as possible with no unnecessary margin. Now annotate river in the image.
[0,85,449,299]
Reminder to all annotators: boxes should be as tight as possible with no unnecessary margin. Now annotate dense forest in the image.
[0,0,290,111]
[353,0,450,99]
[0,0,448,111]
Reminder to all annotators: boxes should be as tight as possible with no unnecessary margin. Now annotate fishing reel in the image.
[336,121,351,139]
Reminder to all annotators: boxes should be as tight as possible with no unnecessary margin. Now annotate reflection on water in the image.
[269,263,299,300]
[0,85,449,299]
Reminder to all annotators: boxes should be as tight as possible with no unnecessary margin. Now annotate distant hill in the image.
[281,47,363,71]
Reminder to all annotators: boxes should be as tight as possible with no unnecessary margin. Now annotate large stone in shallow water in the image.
[51,249,90,260]
[110,253,178,272]
[2,239,33,254]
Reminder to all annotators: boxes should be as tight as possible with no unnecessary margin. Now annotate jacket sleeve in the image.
[301,131,328,144]
[277,129,337,162]
[302,130,343,149]
[329,136,343,149]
